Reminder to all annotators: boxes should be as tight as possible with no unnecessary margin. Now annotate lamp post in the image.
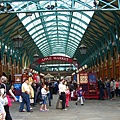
[12,34,23,49]
[79,44,87,54]
[12,33,23,79]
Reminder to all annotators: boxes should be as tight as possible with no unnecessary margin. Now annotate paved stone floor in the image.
[10,95,120,120]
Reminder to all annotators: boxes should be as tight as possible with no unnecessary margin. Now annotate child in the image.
[75,86,84,105]
[40,84,49,112]
[0,90,6,120]
[65,86,70,107]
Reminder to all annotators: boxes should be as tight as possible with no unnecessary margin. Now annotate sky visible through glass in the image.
[11,0,94,58]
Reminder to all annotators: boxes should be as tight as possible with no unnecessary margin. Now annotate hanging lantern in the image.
[33,54,39,61]
[79,44,87,54]
[12,34,23,49]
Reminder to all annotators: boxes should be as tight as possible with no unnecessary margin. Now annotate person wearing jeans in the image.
[19,79,32,112]
[40,84,49,112]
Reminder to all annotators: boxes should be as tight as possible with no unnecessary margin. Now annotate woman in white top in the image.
[59,80,67,111]
[40,84,49,112]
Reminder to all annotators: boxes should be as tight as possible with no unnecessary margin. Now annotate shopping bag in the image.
[56,98,62,109]
[3,96,8,106]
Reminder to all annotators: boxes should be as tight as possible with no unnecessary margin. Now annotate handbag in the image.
[3,96,8,106]
[30,98,34,103]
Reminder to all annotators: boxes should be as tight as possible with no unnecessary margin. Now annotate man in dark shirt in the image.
[98,77,104,100]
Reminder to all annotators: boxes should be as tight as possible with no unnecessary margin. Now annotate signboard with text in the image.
[36,56,73,64]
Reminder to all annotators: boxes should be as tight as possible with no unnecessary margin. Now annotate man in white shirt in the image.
[19,79,33,112]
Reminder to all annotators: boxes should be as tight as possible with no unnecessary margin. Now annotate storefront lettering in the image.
[41,57,52,62]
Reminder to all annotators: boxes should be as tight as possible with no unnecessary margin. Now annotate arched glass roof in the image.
[10,0,94,57]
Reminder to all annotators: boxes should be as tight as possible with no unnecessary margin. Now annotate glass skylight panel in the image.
[49,35,56,39]
[45,16,55,21]
[58,31,66,34]
[32,33,38,39]
[59,21,68,26]
[68,39,79,44]
[40,44,49,49]
[29,29,35,35]
[32,20,40,27]
[34,37,39,42]
[35,39,40,44]
[36,31,42,36]
[58,15,68,21]
[68,41,77,47]
[41,48,49,54]
[28,4,37,11]
[39,43,48,49]
[22,17,31,26]
[18,13,25,19]
[85,11,94,17]
[11,2,25,11]
[46,22,54,27]
[47,27,53,31]
[57,0,71,9]
[69,33,77,39]
[26,24,33,31]
[70,29,79,36]
[30,14,35,20]
[35,13,39,18]
[36,38,45,45]
[43,12,53,16]
[75,31,82,38]
[59,27,68,32]
[42,33,46,37]
[77,26,84,32]
[69,42,78,47]
[59,34,66,37]
[49,31,57,35]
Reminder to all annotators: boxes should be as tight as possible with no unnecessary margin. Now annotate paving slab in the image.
[10,95,120,120]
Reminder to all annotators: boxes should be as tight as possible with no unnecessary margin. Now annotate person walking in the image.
[19,78,33,112]
[59,79,67,111]
[75,86,84,105]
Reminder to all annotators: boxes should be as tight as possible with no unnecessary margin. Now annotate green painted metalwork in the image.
[78,11,119,65]
[23,16,98,56]
[0,0,119,71]
[0,0,119,13]
[1,20,21,60]
[97,12,119,56]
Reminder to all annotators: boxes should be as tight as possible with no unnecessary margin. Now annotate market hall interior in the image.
[0,0,120,119]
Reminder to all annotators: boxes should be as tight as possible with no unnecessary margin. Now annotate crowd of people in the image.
[0,73,120,119]
[0,75,18,120]
[98,77,120,100]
